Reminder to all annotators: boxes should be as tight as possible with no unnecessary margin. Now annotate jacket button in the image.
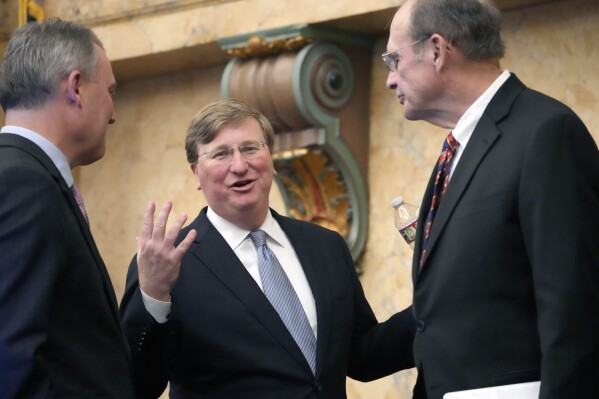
[315,382,322,392]
[416,320,426,332]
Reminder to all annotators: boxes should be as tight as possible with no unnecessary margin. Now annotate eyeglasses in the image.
[198,140,267,164]
[382,37,429,72]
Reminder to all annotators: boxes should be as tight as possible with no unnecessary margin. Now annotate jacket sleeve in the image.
[337,233,416,381]
[0,163,66,398]
[520,112,599,398]
[120,255,170,399]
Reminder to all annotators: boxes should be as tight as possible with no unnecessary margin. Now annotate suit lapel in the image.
[274,211,331,378]
[0,134,122,326]
[418,117,501,273]
[61,182,123,322]
[190,209,314,375]
[415,74,526,279]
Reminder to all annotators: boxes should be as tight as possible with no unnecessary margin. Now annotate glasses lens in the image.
[382,53,397,72]
[203,141,265,163]
[209,148,234,162]
[239,141,264,159]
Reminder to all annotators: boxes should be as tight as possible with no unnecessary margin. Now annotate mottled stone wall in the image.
[0,0,597,398]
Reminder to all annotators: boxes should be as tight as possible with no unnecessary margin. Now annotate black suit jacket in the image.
[411,74,599,399]
[121,208,416,399]
[0,133,134,398]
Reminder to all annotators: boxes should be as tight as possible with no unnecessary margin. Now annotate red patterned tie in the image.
[420,132,459,266]
[71,184,89,225]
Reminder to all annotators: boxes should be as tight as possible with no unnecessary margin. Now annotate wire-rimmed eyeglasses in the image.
[198,141,267,164]
[382,37,429,72]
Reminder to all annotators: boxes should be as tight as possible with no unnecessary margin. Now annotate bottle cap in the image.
[390,195,405,208]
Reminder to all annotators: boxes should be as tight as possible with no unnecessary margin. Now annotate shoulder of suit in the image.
[273,210,341,238]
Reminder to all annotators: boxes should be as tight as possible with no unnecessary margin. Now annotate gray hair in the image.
[410,0,505,60]
[185,99,275,164]
[0,18,104,112]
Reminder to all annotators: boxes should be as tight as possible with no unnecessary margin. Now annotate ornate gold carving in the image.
[18,0,45,26]
[274,149,349,237]
[226,35,310,58]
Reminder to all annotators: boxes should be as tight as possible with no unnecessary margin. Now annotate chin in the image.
[81,148,106,166]
[402,106,422,122]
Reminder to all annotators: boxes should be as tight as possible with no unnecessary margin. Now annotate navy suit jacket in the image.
[0,133,134,398]
[121,207,415,399]
[411,74,599,399]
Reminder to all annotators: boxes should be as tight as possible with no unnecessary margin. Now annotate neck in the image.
[433,60,503,129]
[5,105,76,168]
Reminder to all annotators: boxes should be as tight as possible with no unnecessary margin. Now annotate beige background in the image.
[1,0,598,398]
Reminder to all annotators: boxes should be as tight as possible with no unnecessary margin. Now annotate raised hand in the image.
[136,201,196,301]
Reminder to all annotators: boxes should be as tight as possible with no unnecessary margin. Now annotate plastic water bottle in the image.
[391,196,420,250]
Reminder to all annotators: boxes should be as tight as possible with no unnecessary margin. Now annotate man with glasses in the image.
[384,0,599,398]
[120,99,416,398]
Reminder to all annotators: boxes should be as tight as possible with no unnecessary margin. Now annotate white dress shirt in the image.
[142,207,318,337]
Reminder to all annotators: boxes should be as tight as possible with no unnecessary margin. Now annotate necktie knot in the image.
[440,132,459,161]
[249,229,266,248]
[445,131,459,153]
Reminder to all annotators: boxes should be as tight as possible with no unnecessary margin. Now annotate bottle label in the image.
[398,218,418,245]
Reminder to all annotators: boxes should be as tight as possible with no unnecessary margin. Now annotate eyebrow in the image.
[208,140,262,149]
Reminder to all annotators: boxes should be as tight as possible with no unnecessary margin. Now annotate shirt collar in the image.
[452,70,511,148]
[206,207,286,250]
[1,125,74,186]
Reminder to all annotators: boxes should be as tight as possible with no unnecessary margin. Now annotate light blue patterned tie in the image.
[250,229,316,374]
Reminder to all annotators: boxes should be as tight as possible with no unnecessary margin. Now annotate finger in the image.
[140,202,156,240]
[153,201,173,240]
[172,229,197,263]
[163,212,189,248]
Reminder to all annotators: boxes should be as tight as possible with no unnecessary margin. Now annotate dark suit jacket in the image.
[120,207,416,399]
[0,133,134,398]
[411,74,599,399]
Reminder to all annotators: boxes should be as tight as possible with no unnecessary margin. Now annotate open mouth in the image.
[232,179,253,188]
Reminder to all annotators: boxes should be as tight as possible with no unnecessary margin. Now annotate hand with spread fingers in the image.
[136,201,197,301]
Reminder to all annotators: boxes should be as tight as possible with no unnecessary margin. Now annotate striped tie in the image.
[71,184,89,225]
[420,132,459,266]
[250,229,316,374]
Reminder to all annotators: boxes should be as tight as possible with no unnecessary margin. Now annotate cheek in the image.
[200,167,228,186]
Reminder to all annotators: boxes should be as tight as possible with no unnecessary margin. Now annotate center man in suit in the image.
[384,0,599,398]
[120,99,416,398]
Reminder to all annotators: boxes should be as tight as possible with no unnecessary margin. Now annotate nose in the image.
[386,71,397,90]
[109,109,116,124]
[229,149,249,173]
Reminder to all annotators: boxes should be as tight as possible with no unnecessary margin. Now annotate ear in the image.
[430,34,450,73]
[66,70,83,107]
[190,163,202,191]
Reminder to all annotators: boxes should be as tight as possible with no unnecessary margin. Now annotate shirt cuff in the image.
[140,288,171,324]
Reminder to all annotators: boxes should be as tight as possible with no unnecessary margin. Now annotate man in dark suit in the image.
[0,19,135,397]
[120,99,416,398]
[384,0,599,398]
